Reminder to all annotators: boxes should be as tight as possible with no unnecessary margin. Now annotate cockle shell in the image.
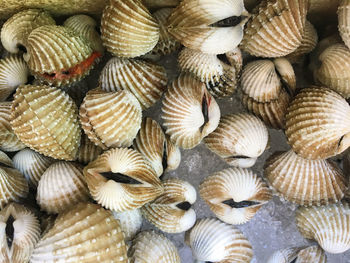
[285,86,350,160]
[129,231,180,263]
[101,0,160,58]
[264,150,348,206]
[267,246,326,263]
[205,113,268,168]
[31,202,128,262]
[10,85,81,161]
[0,203,40,263]
[339,0,350,50]
[240,0,308,57]
[79,89,142,150]
[112,209,143,241]
[295,202,350,254]
[167,0,249,54]
[200,168,272,225]
[76,134,103,165]
[83,148,163,212]
[185,218,253,262]
[161,74,220,149]
[99,57,167,110]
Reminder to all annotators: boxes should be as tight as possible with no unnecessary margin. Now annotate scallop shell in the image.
[267,246,326,263]
[143,0,179,9]
[240,0,308,57]
[264,150,348,206]
[83,148,163,212]
[101,0,160,58]
[79,89,142,150]
[167,0,249,54]
[161,74,220,149]
[0,203,40,263]
[185,218,253,262]
[285,86,350,160]
[204,113,268,168]
[99,57,167,110]
[129,231,180,263]
[36,161,90,214]
[31,202,128,262]
[295,202,350,254]
[339,0,350,50]
[112,209,143,241]
[10,85,81,161]
[200,168,271,225]
[76,134,103,165]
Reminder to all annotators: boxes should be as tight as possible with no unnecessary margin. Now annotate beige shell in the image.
[264,150,348,206]
[10,85,81,161]
[83,148,163,212]
[76,134,103,165]
[31,202,128,262]
[142,178,196,233]
[339,0,350,50]
[240,0,308,57]
[295,202,350,254]
[0,203,41,263]
[112,209,143,241]
[267,246,326,263]
[185,218,253,262]
[79,89,142,150]
[143,0,179,9]
[36,161,90,214]
[161,74,220,149]
[285,86,350,160]
[99,57,167,109]
[101,0,160,58]
[205,113,268,168]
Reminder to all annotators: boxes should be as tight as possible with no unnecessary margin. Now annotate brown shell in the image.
[143,0,179,9]
[267,246,326,263]
[76,134,103,165]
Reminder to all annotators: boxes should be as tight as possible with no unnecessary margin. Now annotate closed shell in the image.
[76,134,103,165]
[112,209,143,241]
[339,0,350,49]
[267,246,326,263]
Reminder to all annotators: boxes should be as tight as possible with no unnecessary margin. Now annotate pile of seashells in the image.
[0,0,349,262]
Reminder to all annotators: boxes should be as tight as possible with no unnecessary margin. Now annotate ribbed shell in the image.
[204,113,268,168]
[10,85,81,161]
[76,134,103,165]
[264,150,347,206]
[295,202,350,254]
[99,57,167,109]
[339,0,350,49]
[79,89,142,150]
[267,246,326,263]
[0,151,13,168]
[101,0,160,58]
[285,86,350,160]
[83,148,163,212]
[112,209,143,241]
[31,202,128,262]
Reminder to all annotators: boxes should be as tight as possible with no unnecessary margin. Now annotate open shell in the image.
[267,246,326,263]
[76,134,103,165]
[112,209,143,241]
[338,0,350,50]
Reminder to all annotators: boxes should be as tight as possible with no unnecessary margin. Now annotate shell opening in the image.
[0,163,12,169]
[176,201,192,211]
[210,16,245,28]
[216,54,231,65]
[291,258,297,263]
[100,171,142,185]
[222,199,260,208]
[162,141,168,172]
[200,94,209,132]
[6,215,15,248]
[17,44,27,53]
[275,68,294,96]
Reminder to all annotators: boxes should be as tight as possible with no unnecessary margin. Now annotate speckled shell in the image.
[0,203,40,263]
[31,202,128,262]
[101,0,160,58]
[79,89,142,150]
[240,0,308,57]
[185,218,253,262]
[265,150,348,206]
[267,246,326,263]
[99,57,167,109]
[285,86,350,160]
[83,148,163,212]
[295,202,350,254]
[205,113,268,168]
[112,209,143,241]
[76,134,103,165]
[161,74,220,149]
[339,1,350,50]
[10,85,81,161]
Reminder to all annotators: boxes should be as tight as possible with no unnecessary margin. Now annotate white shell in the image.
[112,209,143,241]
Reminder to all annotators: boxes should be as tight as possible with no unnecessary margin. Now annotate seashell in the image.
[0,150,13,168]
[264,150,348,206]
[0,9,55,54]
[200,168,272,225]
[31,202,128,262]
[0,55,29,101]
[339,0,350,50]
[143,0,179,9]
[99,57,167,110]
[112,209,143,241]
[285,86,350,160]
[25,25,101,87]
[79,89,142,150]
[83,148,163,212]
[240,0,308,57]
[142,178,196,233]
[204,113,268,168]
[244,0,260,11]
[267,246,326,263]
[295,202,350,254]
[36,161,90,214]
[101,0,160,58]
[133,117,181,177]
[129,230,180,263]
[10,85,81,161]
[12,148,54,188]
[161,74,220,149]
[185,218,253,262]
[0,202,41,263]
[76,134,103,165]
[167,0,249,54]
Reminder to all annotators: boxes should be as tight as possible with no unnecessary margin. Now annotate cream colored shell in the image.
[76,134,103,165]
[267,246,326,263]
[112,209,143,241]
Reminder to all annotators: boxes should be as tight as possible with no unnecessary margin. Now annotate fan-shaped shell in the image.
[339,0,350,50]
[76,134,103,165]
[267,246,326,263]
[112,209,143,241]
